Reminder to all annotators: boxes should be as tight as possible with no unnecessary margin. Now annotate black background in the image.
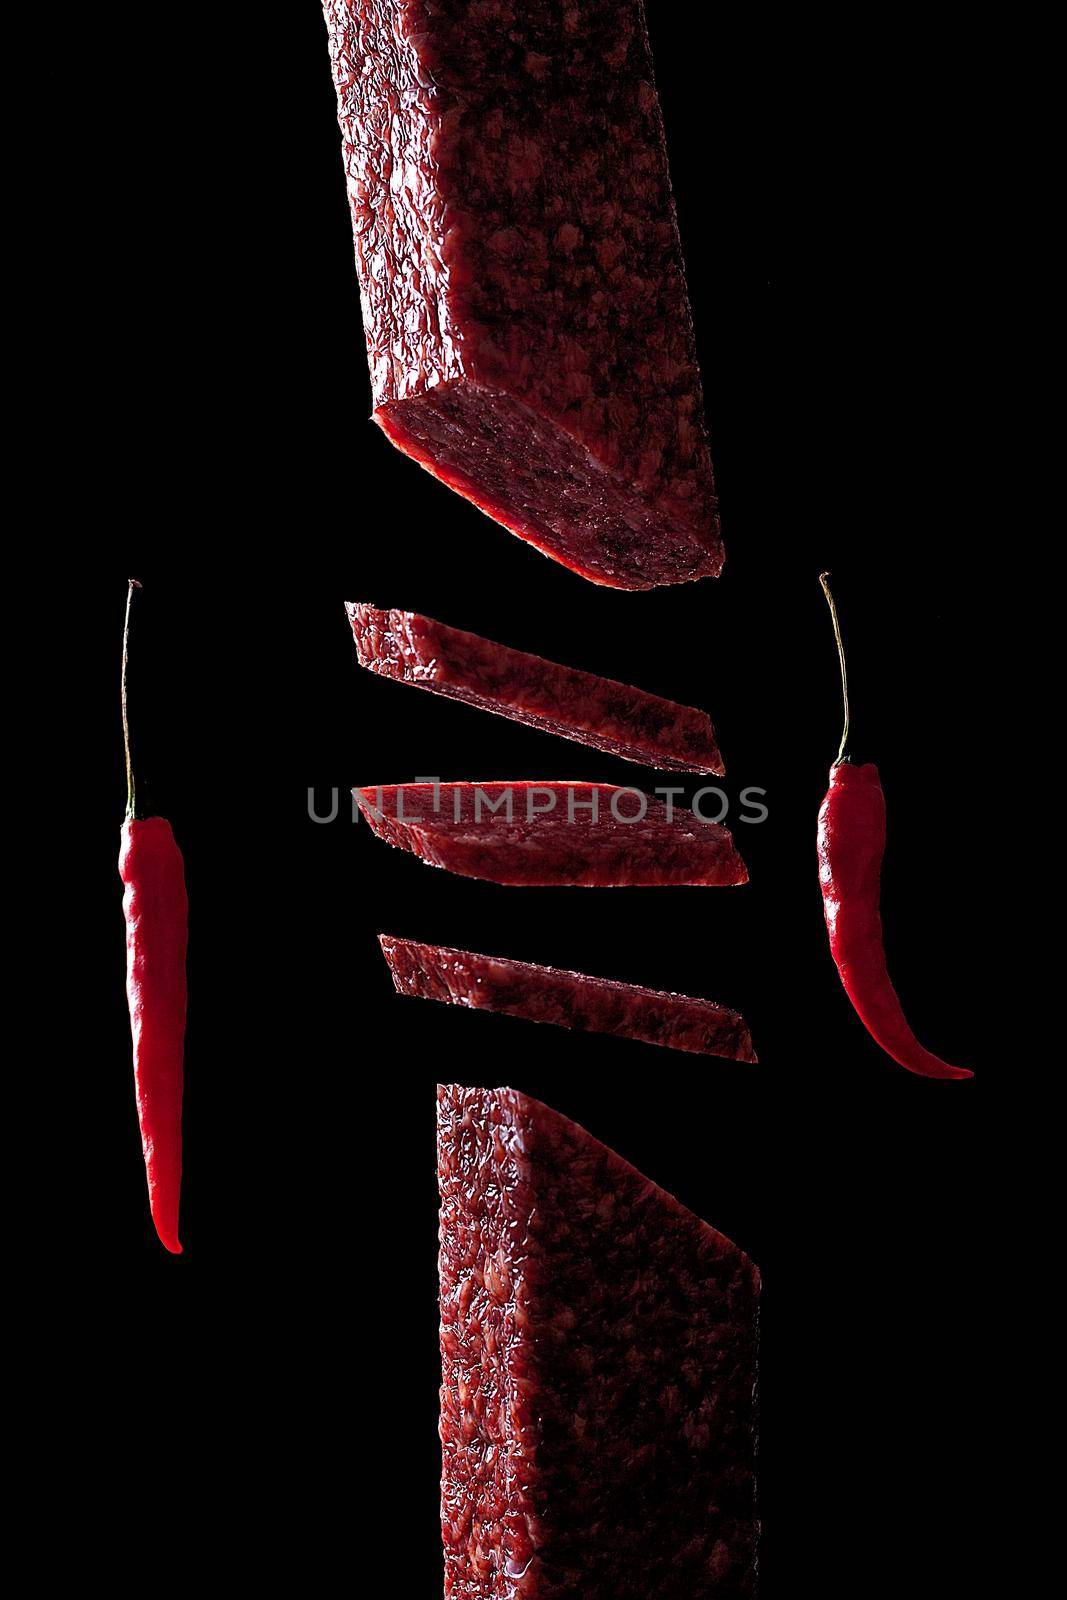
[55,4,1001,1591]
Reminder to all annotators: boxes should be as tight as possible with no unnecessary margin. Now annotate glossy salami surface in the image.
[437,1084,760,1596]
[356,781,748,887]
[347,602,725,772]
[323,1,722,589]
[381,936,756,1061]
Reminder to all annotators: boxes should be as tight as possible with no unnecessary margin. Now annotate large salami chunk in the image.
[437,1084,760,1595]
[381,936,756,1061]
[347,602,725,773]
[323,1,722,589]
[356,781,748,886]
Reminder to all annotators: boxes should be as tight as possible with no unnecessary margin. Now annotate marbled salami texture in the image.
[323,1,721,589]
[437,1085,760,1597]
[381,936,757,1061]
[356,782,748,887]
[347,602,725,773]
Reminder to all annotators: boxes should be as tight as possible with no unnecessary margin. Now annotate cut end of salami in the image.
[380,935,757,1062]
[438,1084,760,1596]
[324,1,722,589]
[356,782,749,888]
[376,381,722,590]
[346,602,726,774]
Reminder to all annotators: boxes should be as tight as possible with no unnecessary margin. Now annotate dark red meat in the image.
[347,602,725,773]
[323,1,722,590]
[381,936,756,1061]
[356,782,748,887]
[437,1084,760,1596]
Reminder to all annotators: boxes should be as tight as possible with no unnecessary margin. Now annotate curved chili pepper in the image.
[119,581,188,1251]
[817,575,972,1081]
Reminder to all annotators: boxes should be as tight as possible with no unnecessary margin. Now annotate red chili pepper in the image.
[119,580,189,1251]
[817,574,972,1081]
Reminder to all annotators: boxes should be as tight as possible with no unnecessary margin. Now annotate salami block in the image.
[356,782,748,887]
[380,936,756,1062]
[347,602,725,773]
[437,1084,760,1596]
[323,1,722,589]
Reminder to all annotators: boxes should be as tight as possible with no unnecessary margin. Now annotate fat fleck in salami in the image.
[323,2,722,589]
[437,1084,760,1596]
[356,782,747,887]
[382,937,756,1061]
[347,603,725,773]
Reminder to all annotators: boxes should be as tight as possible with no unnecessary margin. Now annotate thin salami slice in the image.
[381,936,756,1062]
[437,1084,760,1596]
[356,782,747,887]
[323,2,721,590]
[347,602,725,774]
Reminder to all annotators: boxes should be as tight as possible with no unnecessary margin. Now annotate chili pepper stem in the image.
[819,572,850,766]
[121,579,142,821]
